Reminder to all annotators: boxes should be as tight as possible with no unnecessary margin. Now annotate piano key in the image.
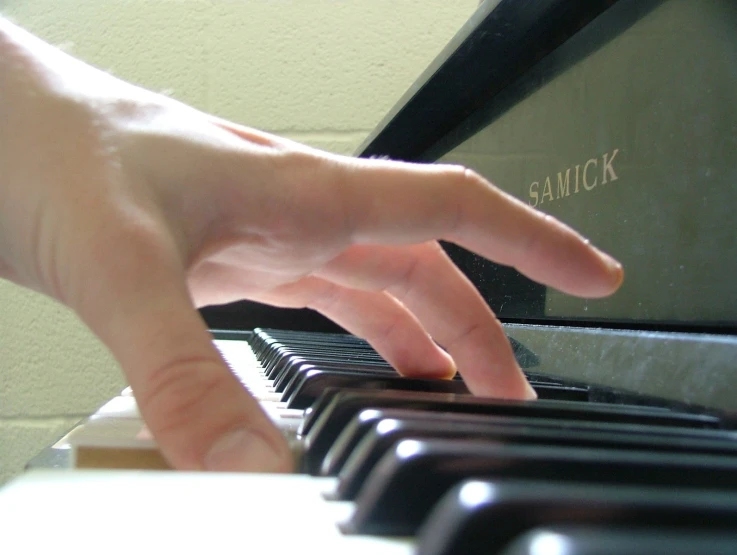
[25,329,737,554]
[255,326,713,406]
[262,340,380,357]
[279,363,585,401]
[320,408,390,475]
[254,327,370,349]
[345,438,737,535]
[332,412,737,500]
[498,526,737,555]
[532,384,589,401]
[412,480,737,555]
[319,408,575,477]
[299,388,722,474]
[0,470,415,555]
[520,371,567,385]
[267,349,389,381]
[320,407,737,477]
[273,359,393,393]
[92,395,141,419]
[283,369,469,409]
[258,335,378,352]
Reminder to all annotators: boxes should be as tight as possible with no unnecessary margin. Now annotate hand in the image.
[0,20,623,473]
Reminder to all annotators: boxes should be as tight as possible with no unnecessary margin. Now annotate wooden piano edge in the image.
[25,387,306,473]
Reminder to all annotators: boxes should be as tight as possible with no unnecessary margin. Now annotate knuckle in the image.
[307,280,344,313]
[270,150,354,247]
[389,254,422,300]
[443,164,486,191]
[446,165,486,236]
[378,311,404,344]
[521,211,555,262]
[446,320,487,353]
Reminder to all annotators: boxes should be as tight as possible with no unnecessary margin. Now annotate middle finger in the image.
[315,242,536,400]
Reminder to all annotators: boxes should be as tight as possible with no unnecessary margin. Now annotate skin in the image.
[0,19,623,473]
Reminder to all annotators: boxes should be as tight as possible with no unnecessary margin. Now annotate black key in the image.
[249,329,685,408]
[522,371,567,385]
[298,389,722,474]
[333,413,737,500]
[253,328,367,347]
[345,438,737,535]
[265,343,382,360]
[270,349,387,380]
[283,370,469,409]
[254,328,369,348]
[411,480,737,555]
[320,408,392,476]
[499,526,737,555]
[274,359,393,393]
[255,331,373,352]
[263,346,385,379]
[251,329,619,403]
[319,407,737,477]
[255,334,380,362]
[529,384,589,401]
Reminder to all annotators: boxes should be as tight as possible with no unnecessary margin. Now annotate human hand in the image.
[0,20,623,473]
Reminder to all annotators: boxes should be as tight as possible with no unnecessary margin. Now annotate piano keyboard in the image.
[6,327,737,554]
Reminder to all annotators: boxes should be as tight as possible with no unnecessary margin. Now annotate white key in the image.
[0,470,415,555]
[214,338,306,425]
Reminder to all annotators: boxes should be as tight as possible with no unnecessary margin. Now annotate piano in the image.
[4,0,737,553]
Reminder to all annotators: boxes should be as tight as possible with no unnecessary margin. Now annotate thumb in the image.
[70,224,292,473]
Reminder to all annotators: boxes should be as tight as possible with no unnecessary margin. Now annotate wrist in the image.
[0,19,35,153]
[0,18,28,88]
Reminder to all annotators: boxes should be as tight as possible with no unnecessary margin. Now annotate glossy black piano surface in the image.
[28,0,737,553]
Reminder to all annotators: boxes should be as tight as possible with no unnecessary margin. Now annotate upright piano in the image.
[4,0,737,553]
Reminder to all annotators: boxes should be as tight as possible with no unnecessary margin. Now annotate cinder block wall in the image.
[0,0,478,484]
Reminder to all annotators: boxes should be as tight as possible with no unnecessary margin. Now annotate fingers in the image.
[71,221,292,473]
[329,157,623,299]
[254,275,457,379]
[315,242,536,400]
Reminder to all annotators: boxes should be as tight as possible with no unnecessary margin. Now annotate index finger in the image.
[334,157,623,299]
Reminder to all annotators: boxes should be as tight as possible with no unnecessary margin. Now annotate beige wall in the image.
[0,0,478,484]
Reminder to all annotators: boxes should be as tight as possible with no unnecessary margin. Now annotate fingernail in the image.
[205,428,285,473]
[602,252,623,272]
[524,381,538,400]
[595,248,625,287]
[597,248,622,272]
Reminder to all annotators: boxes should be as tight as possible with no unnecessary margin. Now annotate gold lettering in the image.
[602,149,619,184]
[556,169,571,199]
[583,158,598,190]
[529,182,539,207]
[542,176,554,203]
[527,147,619,204]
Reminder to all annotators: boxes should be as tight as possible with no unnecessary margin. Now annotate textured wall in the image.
[0,0,478,484]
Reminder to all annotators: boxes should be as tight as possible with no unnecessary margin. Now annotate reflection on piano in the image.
[5,0,737,553]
